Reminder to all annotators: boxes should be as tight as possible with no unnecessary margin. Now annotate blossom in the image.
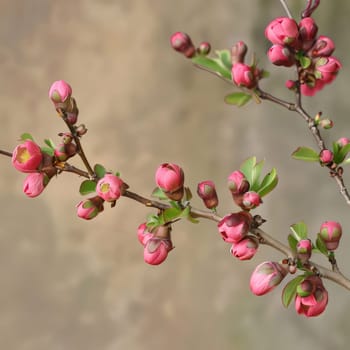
[230,237,259,260]
[319,221,342,251]
[12,140,43,173]
[170,32,196,58]
[49,80,72,103]
[76,196,104,220]
[197,180,218,209]
[143,237,173,265]
[23,172,49,198]
[265,17,300,47]
[96,174,124,202]
[218,212,252,243]
[155,163,184,200]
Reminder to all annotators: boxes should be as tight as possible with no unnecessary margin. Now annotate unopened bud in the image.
[198,42,211,56]
[170,32,196,58]
[197,180,219,209]
[319,119,333,129]
[319,149,334,165]
[231,41,248,64]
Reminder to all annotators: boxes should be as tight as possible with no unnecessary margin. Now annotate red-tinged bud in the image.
[96,174,125,202]
[218,211,252,243]
[298,17,318,51]
[230,237,259,260]
[315,56,341,84]
[231,63,258,89]
[137,223,153,246]
[23,172,50,198]
[54,143,69,162]
[76,196,104,220]
[295,276,328,317]
[227,170,250,195]
[197,180,219,209]
[155,163,185,201]
[59,132,73,144]
[198,42,211,56]
[319,149,334,165]
[337,137,350,147]
[296,239,312,263]
[285,79,296,90]
[310,35,335,57]
[231,41,248,64]
[12,140,43,173]
[265,17,300,47]
[250,261,288,296]
[49,80,72,104]
[65,142,77,157]
[241,191,262,210]
[319,221,342,251]
[76,124,88,136]
[170,32,196,58]
[300,79,325,96]
[267,44,295,67]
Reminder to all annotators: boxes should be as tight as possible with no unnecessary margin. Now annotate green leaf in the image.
[215,49,232,71]
[146,214,164,230]
[151,187,168,200]
[191,55,232,79]
[94,164,106,179]
[79,180,97,195]
[299,56,311,69]
[20,133,34,142]
[257,168,278,197]
[180,206,199,223]
[315,233,329,256]
[44,138,56,149]
[41,147,54,157]
[250,159,265,191]
[287,234,298,252]
[224,92,252,107]
[290,221,308,240]
[162,207,182,223]
[282,275,305,308]
[240,156,257,185]
[292,147,319,162]
[334,143,350,164]
[261,70,270,79]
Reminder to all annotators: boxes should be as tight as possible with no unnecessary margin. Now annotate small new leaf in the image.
[191,56,232,79]
[79,180,97,195]
[292,147,319,162]
[315,234,329,256]
[290,221,308,240]
[151,187,168,200]
[282,275,305,308]
[257,168,278,197]
[94,164,106,179]
[41,147,54,157]
[240,156,257,185]
[224,92,252,107]
[20,133,34,142]
[162,207,182,223]
[288,234,298,252]
[44,138,56,149]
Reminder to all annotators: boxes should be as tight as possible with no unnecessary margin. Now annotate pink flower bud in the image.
[76,196,104,220]
[231,41,248,64]
[96,174,125,202]
[310,35,335,57]
[12,140,43,173]
[285,79,296,90]
[265,17,300,47]
[298,17,318,50]
[250,261,288,296]
[319,149,334,165]
[231,63,258,89]
[54,143,69,161]
[315,56,341,84]
[241,191,262,210]
[319,221,342,251]
[318,118,333,129]
[295,276,328,317]
[230,237,259,260]
[197,180,219,209]
[143,237,173,265]
[137,223,153,246]
[155,163,184,201]
[49,80,72,103]
[227,170,250,195]
[296,239,312,263]
[170,32,196,58]
[337,137,350,147]
[198,42,211,56]
[23,172,50,198]
[267,44,295,67]
[218,211,252,243]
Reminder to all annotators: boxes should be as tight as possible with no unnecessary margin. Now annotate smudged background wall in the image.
[0,0,349,349]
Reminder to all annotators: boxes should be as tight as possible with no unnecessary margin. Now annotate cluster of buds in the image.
[265,16,341,95]
[137,223,174,265]
[170,32,211,58]
[77,173,128,220]
[231,41,263,89]
[11,140,56,198]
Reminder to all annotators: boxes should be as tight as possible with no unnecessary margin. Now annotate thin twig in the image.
[279,0,293,18]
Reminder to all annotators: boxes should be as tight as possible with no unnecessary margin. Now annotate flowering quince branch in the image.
[1,1,350,319]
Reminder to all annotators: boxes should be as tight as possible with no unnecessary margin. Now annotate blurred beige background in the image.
[1,0,350,349]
